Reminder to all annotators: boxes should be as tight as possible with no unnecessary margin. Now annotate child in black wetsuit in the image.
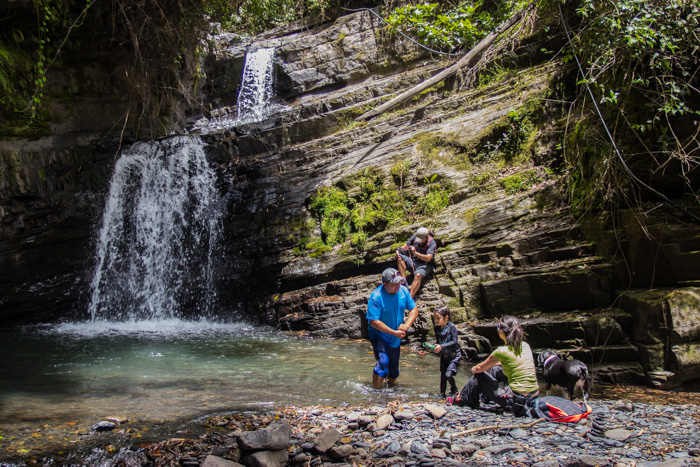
[431,305,462,398]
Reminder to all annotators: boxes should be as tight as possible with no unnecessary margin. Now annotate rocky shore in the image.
[68,395,700,467]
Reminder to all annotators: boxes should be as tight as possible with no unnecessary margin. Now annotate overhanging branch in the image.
[357,5,531,122]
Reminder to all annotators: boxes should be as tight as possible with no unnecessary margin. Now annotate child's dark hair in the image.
[498,315,526,355]
[434,305,450,318]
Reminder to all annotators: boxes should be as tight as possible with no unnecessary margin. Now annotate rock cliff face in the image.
[0,11,698,389]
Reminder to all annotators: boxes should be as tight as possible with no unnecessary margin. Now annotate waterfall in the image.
[236,47,276,124]
[88,136,222,321]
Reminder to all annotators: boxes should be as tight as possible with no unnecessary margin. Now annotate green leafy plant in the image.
[564,0,700,213]
[209,0,335,34]
[499,169,542,194]
[417,180,452,217]
[310,186,351,245]
[471,106,537,164]
[385,0,530,53]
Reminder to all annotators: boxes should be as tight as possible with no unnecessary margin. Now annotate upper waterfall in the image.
[191,47,277,134]
[236,47,276,124]
[88,136,222,321]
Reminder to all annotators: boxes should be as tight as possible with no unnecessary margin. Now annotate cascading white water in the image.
[190,47,277,133]
[235,47,276,124]
[88,136,222,321]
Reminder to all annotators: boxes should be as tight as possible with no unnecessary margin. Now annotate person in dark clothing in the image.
[430,305,462,398]
[396,227,437,298]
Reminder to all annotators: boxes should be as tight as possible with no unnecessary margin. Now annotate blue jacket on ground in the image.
[367,285,416,348]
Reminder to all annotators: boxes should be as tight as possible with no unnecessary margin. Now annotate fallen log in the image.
[357,6,530,121]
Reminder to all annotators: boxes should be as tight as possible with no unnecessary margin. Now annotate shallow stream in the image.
[0,319,438,460]
[2,319,699,463]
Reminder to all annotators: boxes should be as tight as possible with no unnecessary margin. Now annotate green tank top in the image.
[492,341,539,395]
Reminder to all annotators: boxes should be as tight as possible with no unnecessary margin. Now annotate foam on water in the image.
[39,319,257,338]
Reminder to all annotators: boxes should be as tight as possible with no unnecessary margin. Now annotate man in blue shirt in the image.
[367,267,420,389]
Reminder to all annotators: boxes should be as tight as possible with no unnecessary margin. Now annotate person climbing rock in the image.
[396,227,437,298]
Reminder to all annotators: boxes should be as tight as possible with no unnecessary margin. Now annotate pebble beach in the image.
[56,393,700,467]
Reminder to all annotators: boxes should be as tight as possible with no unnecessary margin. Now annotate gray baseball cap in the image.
[381,267,403,284]
[415,227,429,241]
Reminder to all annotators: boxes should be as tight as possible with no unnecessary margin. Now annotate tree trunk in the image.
[357,7,529,121]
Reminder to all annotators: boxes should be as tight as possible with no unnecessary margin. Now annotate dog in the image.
[538,349,591,404]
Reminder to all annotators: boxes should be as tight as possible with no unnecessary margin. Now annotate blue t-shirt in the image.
[367,285,416,348]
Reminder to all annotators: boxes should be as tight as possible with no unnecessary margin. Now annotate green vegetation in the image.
[471,107,537,164]
[303,167,454,257]
[499,169,542,194]
[208,0,336,34]
[0,0,344,135]
[385,0,531,53]
[463,207,479,224]
[414,97,544,174]
[0,0,95,128]
[563,0,700,214]
[0,0,211,136]
[382,0,698,217]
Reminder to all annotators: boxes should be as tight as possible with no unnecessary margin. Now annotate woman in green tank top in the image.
[449,315,539,416]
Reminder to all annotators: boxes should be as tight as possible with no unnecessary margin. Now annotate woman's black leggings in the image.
[458,366,536,416]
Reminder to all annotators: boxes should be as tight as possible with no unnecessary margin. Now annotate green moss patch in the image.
[303,166,455,257]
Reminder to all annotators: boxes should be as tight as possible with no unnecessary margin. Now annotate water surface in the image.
[0,319,438,458]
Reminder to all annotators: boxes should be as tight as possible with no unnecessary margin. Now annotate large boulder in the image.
[237,420,292,451]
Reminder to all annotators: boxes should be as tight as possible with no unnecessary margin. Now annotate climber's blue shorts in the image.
[371,338,401,379]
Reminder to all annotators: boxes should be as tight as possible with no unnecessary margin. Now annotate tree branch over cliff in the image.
[357,4,533,122]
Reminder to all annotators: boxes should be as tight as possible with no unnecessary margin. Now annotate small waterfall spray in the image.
[88,136,222,321]
[236,47,275,124]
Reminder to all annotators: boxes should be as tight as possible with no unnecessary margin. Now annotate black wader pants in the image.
[458,366,536,417]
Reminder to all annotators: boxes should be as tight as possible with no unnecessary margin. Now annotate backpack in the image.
[532,396,592,423]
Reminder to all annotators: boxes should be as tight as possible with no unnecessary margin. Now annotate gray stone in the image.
[376,414,394,430]
[237,421,292,452]
[358,415,374,426]
[605,428,634,441]
[452,443,478,455]
[508,428,529,439]
[424,404,447,419]
[399,441,413,455]
[312,427,342,453]
[242,450,288,467]
[637,461,687,467]
[394,410,415,421]
[481,443,521,455]
[91,421,116,432]
[410,442,430,455]
[292,453,310,463]
[532,461,560,467]
[328,444,355,459]
[563,455,611,466]
[202,456,245,467]
[380,441,401,457]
